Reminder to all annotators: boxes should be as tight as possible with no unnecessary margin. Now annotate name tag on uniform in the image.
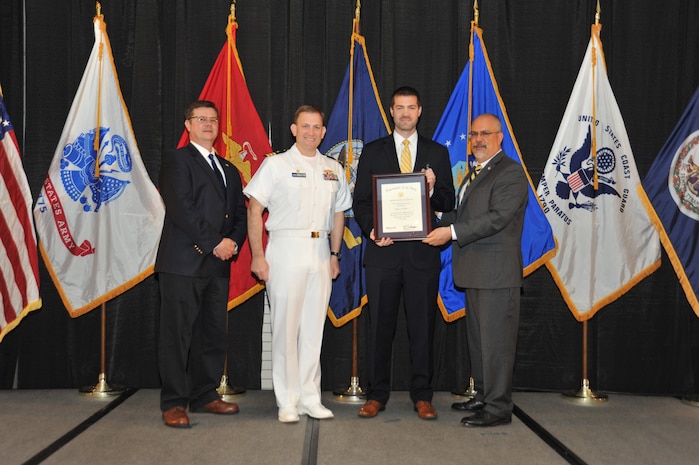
[292,171,306,178]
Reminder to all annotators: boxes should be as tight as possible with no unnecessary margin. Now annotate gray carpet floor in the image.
[2,389,698,465]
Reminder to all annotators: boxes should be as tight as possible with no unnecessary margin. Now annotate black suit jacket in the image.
[155,143,247,278]
[441,150,528,289]
[353,134,455,269]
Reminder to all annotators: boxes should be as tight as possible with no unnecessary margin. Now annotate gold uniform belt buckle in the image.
[310,231,320,238]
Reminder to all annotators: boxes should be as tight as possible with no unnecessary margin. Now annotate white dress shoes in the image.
[278,406,300,423]
[298,403,334,419]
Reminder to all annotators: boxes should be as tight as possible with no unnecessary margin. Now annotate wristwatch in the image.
[330,251,342,260]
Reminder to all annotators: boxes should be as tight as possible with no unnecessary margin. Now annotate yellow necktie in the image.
[400,139,412,173]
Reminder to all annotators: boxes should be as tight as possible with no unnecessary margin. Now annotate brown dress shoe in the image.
[358,400,385,418]
[414,400,438,420]
[163,406,190,428]
[191,398,239,415]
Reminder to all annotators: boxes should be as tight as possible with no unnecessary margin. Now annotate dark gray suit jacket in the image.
[441,150,528,289]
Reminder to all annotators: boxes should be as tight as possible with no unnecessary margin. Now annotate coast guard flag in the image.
[433,23,556,321]
[1,88,41,341]
[537,24,660,321]
[640,86,699,317]
[319,19,390,326]
[33,14,165,317]
[178,13,272,309]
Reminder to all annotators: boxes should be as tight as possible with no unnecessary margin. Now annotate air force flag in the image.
[433,23,556,321]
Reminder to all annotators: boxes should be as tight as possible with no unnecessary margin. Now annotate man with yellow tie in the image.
[353,86,455,420]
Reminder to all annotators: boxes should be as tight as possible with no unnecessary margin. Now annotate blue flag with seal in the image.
[433,22,557,321]
[320,20,390,326]
[640,86,699,317]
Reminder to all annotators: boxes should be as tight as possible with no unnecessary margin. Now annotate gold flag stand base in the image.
[79,373,124,398]
[562,378,608,405]
[681,394,699,407]
[333,376,366,403]
[217,375,246,401]
[451,377,477,399]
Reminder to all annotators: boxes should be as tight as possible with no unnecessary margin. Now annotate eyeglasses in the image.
[188,116,219,124]
[468,130,500,138]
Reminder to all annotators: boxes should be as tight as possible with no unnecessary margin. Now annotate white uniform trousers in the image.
[265,233,331,409]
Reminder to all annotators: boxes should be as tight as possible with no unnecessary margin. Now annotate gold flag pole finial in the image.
[474,0,479,26]
[231,0,236,19]
[96,1,101,16]
[595,0,601,25]
[354,0,361,34]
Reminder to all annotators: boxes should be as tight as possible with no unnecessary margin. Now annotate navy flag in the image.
[433,22,557,321]
[640,86,699,317]
[320,19,390,326]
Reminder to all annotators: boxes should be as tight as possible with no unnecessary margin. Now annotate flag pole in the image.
[79,302,124,397]
[562,319,607,404]
[332,0,367,404]
[79,2,123,398]
[217,311,246,399]
[217,0,246,400]
[452,0,479,401]
[561,1,608,405]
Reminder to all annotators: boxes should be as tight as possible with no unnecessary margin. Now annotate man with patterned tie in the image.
[353,87,455,420]
[156,100,247,428]
[424,113,528,427]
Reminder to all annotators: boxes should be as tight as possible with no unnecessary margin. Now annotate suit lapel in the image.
[459,151,505,205]
[414,135,428,173]
[383,136,401,172]
[189,143,227,200]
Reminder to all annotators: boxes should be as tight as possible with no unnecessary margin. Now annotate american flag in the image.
[0,88,41,341]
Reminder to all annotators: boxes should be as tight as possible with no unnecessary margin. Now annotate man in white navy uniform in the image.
[245,105,352,423]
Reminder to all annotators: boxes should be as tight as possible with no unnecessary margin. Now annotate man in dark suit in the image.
[353,87,455,420]
[155,100,247,428]
[424,113,528,427]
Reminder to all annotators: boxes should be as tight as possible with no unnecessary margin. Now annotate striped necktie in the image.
[459,163,482,203]
[400,139,412,173]
[470,163,482,182]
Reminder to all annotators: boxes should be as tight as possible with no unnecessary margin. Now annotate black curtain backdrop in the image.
[1,0,699,395]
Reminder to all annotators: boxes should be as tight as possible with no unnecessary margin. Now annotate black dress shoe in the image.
[451,398,486,411]
[461,410,511,427]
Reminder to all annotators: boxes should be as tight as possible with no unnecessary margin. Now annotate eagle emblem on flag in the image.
[60,127,131,213]
[553,125,620,211]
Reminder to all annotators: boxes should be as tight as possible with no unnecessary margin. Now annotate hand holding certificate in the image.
[372,173,431,240]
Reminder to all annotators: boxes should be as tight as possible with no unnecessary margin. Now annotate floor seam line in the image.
[21,387,138,465]
[513,403,588,465]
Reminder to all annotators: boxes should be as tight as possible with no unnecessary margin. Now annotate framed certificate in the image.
[372,173,431,241]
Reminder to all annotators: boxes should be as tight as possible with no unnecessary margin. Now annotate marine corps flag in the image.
[537,24,660,321]
[1,87,41,341]
[319,18,390,326]
[178,11,272,309]
[33,14,165,317]
[640,86,699,317]
[432,22,557,321]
